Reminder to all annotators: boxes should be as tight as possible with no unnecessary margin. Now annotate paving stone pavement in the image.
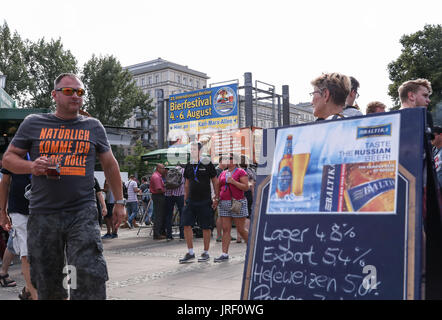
[0,225,248,300]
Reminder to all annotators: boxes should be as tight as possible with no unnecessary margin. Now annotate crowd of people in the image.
[96,145,257,265]
[0,71,440,300]
[309,73,440,188]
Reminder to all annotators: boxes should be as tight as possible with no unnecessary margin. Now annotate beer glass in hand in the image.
[46,157,61,180]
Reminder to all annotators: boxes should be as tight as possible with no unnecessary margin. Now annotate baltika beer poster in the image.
[168,84,239,135]
[267,113,400,214]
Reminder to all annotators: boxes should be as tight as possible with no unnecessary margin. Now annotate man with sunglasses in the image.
[179,141,219,263]
[2,73,125,300]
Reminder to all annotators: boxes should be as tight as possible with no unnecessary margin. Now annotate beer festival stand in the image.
[241,107,442,300]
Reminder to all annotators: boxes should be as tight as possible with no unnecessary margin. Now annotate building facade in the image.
[238,99,314,129]
[124,58,209,149]
[124,58,314,150]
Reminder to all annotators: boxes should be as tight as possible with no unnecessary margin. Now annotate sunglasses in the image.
[55,87,85,97]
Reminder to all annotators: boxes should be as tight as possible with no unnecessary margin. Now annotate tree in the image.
[0,22,78,109]
[81,55,152,126]
[25,38,78,109]
[0,21,32,106]
[120,140,150,178]
[388,24,442,117]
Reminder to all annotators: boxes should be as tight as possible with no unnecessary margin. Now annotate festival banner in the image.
[168,84,238,135]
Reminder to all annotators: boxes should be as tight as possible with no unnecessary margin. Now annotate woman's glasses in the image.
[309,89,323,97]
[55,87,85,97]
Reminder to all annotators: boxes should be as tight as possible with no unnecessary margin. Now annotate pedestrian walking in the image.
[139,176,152,225]
[126,175,140,228]
[179,142,219,263]
[150,163,167,240]
[164,165,185,240]
[0,155,38,299]
[1,73,125,300]
[237,155,256,243]
[102,179,119,239]
[95,177,107,226]
[214,153,249,262]
[215,157,227,242]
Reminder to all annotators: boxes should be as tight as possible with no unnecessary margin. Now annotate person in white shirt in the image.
[125,175,140,228]
[343,76,363,117]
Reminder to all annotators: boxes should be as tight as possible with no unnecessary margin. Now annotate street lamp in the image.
[0,72,6,89]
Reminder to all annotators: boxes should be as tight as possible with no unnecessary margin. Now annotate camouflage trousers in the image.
[27,206,108,300]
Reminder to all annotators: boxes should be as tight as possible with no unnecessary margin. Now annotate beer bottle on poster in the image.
[276,135,293,198]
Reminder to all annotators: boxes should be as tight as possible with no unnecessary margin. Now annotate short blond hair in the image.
[398,78,432,103]
[366,101,387,114]
[311,73,351,106]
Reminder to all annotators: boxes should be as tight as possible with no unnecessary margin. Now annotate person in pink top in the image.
[214,153,249,262]
[149,163,167,240]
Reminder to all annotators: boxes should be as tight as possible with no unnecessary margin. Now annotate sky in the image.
[1,0,441,114]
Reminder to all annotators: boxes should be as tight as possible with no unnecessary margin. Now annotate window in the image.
[148,76,152,85]
[155,74,159,83]
[177,75,181,84]
[183,77,187,86]
[196,80,200,88]
[141,77,145,86]
[189,78,193,87]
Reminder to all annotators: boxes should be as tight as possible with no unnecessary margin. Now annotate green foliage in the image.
[0,21,32,106]
[111,145,126,168]
[388,24,442,113]
[120,140,151,178]
[26,38,78,109]
[0,21,78,109]
[81,55,153,126]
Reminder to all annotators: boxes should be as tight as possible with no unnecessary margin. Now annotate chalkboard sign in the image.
[242,109,425,300]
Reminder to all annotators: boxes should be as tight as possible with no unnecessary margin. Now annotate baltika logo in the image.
[213,87,236,116]
[357,123,392,139]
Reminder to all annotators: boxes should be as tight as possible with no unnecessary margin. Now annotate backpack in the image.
[165,167,183,189]
[122,182,128,199]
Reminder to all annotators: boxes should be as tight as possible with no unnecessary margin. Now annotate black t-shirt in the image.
[184,161,217,201]
[10,113,110,214]
[140,183,149,192]
[0,168,30,215]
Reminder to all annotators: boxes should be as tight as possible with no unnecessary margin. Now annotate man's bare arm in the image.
[211,176,220,209]
[3,144,49,176]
